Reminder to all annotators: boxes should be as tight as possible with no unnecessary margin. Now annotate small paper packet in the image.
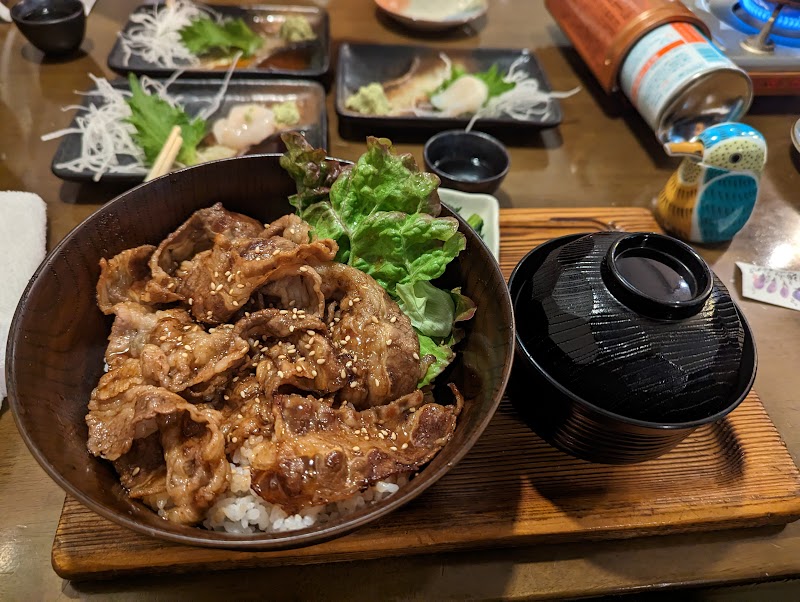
[737,262,800,312]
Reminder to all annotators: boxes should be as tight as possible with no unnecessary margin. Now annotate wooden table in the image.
[2,1,800,599]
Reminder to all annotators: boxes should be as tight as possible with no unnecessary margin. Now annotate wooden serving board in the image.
[52,208,800,580]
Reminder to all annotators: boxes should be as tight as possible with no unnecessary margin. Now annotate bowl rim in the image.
[508,232,758,431]
[374,0,487,29]
[11,0,85,25]
[423,129,510,185]
[6,153,515,549]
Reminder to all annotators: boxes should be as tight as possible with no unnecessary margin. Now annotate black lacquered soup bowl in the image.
[508,232,757,464]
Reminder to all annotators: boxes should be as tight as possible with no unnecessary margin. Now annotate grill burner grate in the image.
[686,0,800,94]
[740,0,800,31]
[731,0,800,48]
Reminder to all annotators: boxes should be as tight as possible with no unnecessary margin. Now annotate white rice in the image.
[203,450,407,534]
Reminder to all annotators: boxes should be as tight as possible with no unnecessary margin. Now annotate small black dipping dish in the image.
[11,0,86,57]
[424,130,510,194]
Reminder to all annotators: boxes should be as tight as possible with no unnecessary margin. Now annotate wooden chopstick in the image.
[145,125,182,182]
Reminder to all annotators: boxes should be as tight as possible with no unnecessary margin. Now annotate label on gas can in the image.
[619,23,737,131]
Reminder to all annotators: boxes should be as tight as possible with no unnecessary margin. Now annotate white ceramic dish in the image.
[792,117,800,153]
[375,0,487,32]
[438,188,500,260]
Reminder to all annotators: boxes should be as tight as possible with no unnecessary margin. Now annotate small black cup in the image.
[11,0,86,57]
[423,130,510,194]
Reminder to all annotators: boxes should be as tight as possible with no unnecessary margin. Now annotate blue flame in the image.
[740,0,800,31]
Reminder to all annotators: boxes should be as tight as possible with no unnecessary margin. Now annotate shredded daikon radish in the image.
[118,0,218,68]
[198,53,241,120]
[163,67,188,90]
[42,75,144,182]
[465,56,580,131]
[42,60,240,181]
[439,52,453,80]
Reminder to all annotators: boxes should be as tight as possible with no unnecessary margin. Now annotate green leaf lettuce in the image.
[418,334,457,387]
[349,212,464,292]
[280,134,474,386]
[396,281,456,339]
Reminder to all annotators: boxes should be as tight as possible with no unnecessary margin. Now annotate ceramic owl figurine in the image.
[655,122,767,244]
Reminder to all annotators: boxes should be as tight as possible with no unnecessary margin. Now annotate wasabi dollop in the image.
[345,83,391,116]
[273,101,301,126]
[280,16,316,43]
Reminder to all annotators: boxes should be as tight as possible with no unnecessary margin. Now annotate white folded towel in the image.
[0,192,47,402]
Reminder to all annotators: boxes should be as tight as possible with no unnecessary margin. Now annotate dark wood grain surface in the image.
[51,208,800,581]
[2,1,800,600]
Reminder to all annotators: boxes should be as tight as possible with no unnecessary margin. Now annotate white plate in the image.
[375,0,487,32]
[792,117,800,153]
[438,188,500,261]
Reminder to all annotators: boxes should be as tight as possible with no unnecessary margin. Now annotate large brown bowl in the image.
[6,154,514,550]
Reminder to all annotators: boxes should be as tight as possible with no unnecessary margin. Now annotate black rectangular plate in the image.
[336,43,563,141]
[50,78,328,184]
[107,3,330,80]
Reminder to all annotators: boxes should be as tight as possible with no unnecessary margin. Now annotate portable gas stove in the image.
[683,0,800,94]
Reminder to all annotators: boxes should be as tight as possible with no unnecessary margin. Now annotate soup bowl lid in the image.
[510,231,755,426]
